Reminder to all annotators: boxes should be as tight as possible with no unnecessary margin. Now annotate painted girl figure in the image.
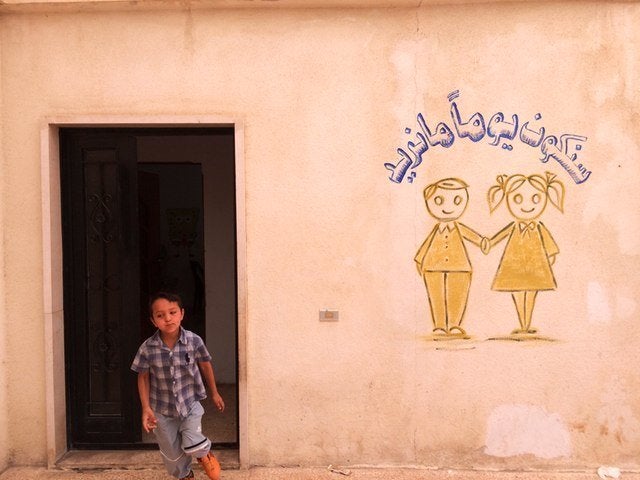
[487,172,565,335]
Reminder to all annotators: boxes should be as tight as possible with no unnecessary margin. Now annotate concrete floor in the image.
[1,466,640,480]
[1,451,637,480]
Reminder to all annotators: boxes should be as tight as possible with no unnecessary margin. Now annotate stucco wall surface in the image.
[0,0,556,14]
[0,1,639,470]
[0,13,11,474]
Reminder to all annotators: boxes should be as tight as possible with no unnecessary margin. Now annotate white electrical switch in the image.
[319,310,339,322]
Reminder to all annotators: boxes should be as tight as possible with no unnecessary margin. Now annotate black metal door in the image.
[61,129,142,447]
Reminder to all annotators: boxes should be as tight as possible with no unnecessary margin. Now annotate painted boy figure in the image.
[131,292,225,480]
[414,178,488,337]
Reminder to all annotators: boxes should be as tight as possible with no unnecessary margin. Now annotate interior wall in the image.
[137,134,237,384]
[0,1,638,470]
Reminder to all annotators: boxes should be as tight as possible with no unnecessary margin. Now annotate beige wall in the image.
[0,13,10,473]
[0,0,639,470]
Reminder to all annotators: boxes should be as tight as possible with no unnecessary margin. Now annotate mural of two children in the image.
[414,172,565,339]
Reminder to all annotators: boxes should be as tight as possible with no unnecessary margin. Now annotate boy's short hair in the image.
[148,291,184,315]
[423,178,469,200]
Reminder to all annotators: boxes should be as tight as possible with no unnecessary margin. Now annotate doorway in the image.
[60,127,238,449]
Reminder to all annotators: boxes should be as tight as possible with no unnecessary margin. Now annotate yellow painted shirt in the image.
[414,222,482,272]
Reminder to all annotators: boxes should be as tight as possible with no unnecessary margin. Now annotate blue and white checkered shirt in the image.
[131,327,212,418]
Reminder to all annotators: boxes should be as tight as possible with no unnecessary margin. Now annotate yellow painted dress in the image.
[492,221,559,291]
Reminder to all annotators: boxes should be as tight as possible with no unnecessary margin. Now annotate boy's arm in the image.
[198,361,225,412]
[414,226,437,274]
[458,223,484,247]
[137,371,157,432]
[458,223,491,254]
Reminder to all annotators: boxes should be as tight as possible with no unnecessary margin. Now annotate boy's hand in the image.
[142,407,157,432]
[212,392,225,413]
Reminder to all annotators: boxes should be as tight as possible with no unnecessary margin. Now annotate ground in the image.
[1,467,639,480]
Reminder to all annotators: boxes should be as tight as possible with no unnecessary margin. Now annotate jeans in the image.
[154,401,212,478]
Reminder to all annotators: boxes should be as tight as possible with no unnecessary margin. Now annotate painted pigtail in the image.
[488,174,508,213]
[544,171,565,213]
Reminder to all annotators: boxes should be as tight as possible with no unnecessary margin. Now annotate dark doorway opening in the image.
[138,163,206,342]
[60,127,238,450]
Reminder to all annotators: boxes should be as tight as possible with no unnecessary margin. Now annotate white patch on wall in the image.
[390,43,418,122]
[485,404,571,459]
[615,293,636,319]
[390,47,415,77]
[587,282,612,325]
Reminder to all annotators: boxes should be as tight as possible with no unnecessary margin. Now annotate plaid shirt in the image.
[131,328,212,418]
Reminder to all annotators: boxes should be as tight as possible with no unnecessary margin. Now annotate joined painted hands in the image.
[481,237,490,255]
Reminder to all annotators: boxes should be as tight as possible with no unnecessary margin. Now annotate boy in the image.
[414,178,488,336]
[131,292,225,480]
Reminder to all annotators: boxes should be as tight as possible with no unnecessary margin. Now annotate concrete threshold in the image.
[56,449,239,471]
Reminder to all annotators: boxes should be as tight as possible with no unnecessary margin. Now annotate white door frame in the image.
[40,115,248,467]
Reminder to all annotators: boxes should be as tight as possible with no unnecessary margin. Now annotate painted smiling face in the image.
[426,187,469,221]
[506,181,547,221]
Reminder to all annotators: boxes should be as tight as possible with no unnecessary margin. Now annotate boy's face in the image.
[506,182,547,221]
[425,187,468,221]
[150,298,184,336]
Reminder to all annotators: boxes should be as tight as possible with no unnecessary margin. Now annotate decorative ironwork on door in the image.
[61,130,141,447]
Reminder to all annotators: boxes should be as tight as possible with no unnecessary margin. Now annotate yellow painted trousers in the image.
[422,271,472,331]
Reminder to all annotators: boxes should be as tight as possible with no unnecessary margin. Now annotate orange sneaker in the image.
[197,451,221,480]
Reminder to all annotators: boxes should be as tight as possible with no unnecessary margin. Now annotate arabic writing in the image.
[385,91,591,185]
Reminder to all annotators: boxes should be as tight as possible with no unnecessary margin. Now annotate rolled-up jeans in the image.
[154,402,212,478]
